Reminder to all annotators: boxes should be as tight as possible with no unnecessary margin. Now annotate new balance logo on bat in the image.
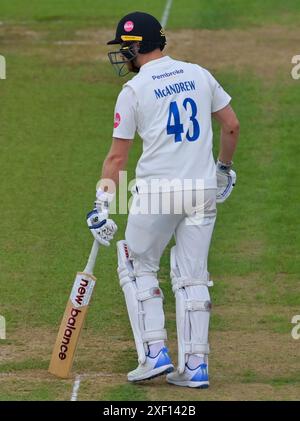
[59,308,82,360]
[57,275,96,361]
[70,275,96,308]
[74,278,89,306]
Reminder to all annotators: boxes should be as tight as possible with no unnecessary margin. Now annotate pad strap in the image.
[185,299,212,312]
[185,342,210,355]
[172,275,209,292]
[136,287,164,302]
[142,329,167,342]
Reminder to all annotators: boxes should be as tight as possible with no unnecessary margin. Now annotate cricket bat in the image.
[48,240,100,378]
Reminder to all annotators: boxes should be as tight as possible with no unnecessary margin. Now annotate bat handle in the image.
[83,240,100,275]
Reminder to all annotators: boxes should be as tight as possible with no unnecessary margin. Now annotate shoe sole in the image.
[128,364,174,382]
[167,379,209,389]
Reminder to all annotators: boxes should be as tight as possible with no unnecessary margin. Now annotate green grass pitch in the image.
[0,0,299,400]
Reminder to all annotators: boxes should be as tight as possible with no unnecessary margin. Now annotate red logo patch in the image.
[114,112,121,128]
[152,288,161,297]
[124,21,134,32]
[124,243,129,258]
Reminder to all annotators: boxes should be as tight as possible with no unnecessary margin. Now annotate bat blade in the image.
[48,271,96,378]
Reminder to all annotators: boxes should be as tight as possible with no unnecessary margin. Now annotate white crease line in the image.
[0,371,115,379]
[70,374,81,401]
[161,0,173,28]
[54,40,101,45]
[80,372,115,378]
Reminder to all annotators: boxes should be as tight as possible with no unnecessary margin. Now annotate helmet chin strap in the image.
[128,58,140,73]
[127,43,141,73]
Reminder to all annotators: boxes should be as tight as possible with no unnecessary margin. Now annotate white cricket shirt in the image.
[113,56,231,192]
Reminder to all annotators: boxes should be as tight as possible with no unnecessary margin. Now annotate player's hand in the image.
[86,208,118,246]
[216,159,237,203]
[86,188,117,246]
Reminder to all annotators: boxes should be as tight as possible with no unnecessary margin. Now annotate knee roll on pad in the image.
[117,240,167,364]
[170,246,211,373]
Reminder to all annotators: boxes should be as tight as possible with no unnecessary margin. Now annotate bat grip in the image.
[83,240,100,275]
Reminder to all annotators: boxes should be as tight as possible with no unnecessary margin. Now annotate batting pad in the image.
[170,246,211,373]
[117,240,167,364]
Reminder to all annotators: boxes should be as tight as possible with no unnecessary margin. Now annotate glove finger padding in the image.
[216,169,236,203]
[87,208,118,246]
[93,219,118,246]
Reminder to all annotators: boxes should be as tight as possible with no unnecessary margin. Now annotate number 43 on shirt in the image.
[167,97,200,142]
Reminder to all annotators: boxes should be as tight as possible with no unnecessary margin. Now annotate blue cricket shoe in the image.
[167,363,209,388]
[127,347,174,382]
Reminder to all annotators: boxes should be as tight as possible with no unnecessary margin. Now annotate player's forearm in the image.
[98,154,128,193]
[218,124,239,163]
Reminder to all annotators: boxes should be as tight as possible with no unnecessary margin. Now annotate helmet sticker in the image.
[124,21,134,32]
[114,112,121,128]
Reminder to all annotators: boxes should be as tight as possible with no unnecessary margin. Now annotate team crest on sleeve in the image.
[114,112,121,128]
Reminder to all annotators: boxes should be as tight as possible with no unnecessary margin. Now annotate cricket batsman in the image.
[87,12,239,388]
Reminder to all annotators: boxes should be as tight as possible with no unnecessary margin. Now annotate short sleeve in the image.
[203,69,232,113]
[112,85,137,140]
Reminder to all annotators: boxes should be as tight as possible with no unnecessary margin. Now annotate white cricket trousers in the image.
[125,189,217,345]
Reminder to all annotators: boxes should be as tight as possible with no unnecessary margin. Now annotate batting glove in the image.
[86,189,118,247]
[216,159,237,203]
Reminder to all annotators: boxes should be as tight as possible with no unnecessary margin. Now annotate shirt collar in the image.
[140,56,171,71]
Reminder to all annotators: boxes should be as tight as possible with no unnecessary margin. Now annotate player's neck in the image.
[137,50,164,68]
